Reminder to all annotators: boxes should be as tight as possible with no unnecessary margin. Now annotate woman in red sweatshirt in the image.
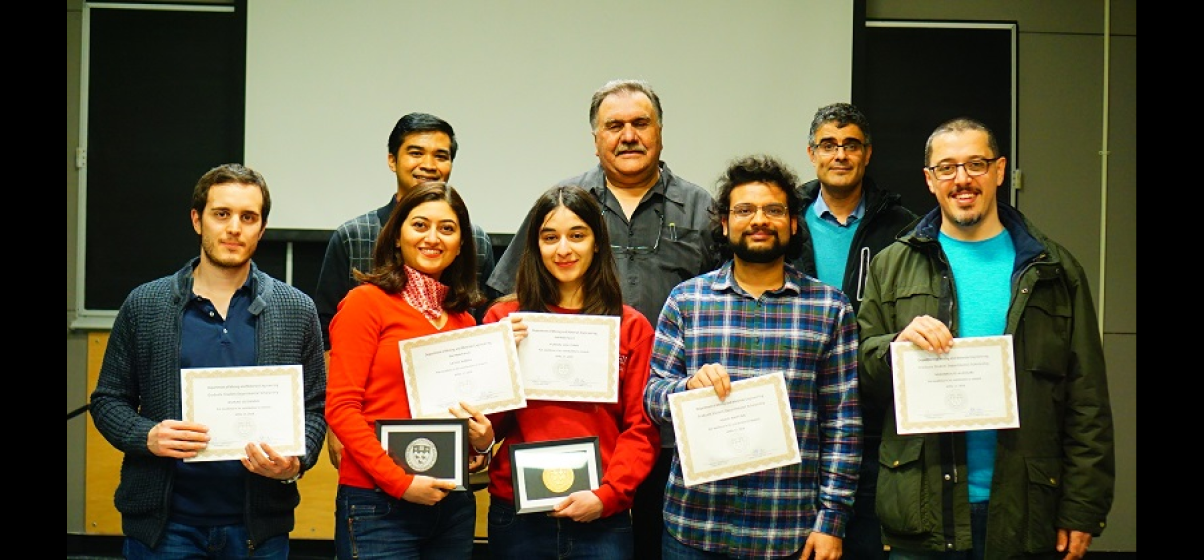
[483,185,660,559]
[327,182,495,559]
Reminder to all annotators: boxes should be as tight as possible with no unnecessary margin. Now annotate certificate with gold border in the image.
[180,364,305,462]
[509,436,601,514]
[669,371,800,486]
[510,312,620,402]
[400,321,527,419]
[890,335,1019,434]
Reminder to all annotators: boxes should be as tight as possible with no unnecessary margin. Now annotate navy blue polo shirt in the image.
[171,276,257,527]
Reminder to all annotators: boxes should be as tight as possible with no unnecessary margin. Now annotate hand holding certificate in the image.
[400,321,527,418]
[889,335,1020,434]
[180,365,306,462]
[669,371,800,486]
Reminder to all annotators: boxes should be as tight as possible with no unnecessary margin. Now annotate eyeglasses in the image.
[728,203,789,219]
[812,140,866,156]
[610,209,663,255]
[926,158,1001,180]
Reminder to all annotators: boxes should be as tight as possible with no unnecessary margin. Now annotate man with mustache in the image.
[857,117,1114,559]
[487,78,718,557]
[644,154,861,560]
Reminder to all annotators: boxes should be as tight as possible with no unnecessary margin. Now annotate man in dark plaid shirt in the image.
[313,112,495,468]
[644,155,861,559]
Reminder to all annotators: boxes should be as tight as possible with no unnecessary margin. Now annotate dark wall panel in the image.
[856,24,1013,217]
[84,6,244,310]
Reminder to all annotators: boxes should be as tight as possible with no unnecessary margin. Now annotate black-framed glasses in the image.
[728,203,789,219]
[926,157,1001,180]
[610,209,664,256]
[812,140,866,156]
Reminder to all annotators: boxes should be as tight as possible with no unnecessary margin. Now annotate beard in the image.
[946,188,988,228]
[730,231,788,264]
[948,207,985,228]
[200,235,252,270]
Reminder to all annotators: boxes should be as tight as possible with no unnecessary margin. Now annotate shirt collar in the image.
[812,192,865,225]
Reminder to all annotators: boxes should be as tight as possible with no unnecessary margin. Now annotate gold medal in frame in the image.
[509,436,601,514]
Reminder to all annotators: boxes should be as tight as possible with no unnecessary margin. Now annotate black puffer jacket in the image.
[791,177,918,315]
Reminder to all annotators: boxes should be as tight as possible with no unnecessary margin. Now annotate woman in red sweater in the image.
[483,185,660,559]
[327,182,495,559]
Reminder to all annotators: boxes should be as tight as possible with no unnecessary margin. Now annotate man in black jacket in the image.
[790,102,917,560]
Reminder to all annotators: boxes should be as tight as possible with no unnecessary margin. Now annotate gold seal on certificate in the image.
[542,467,575,493]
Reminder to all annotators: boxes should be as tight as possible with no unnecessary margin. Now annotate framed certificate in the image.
[180,364,305,462]
[890,335,1020,434]
[509,436,601,514]
[376,418,470,491]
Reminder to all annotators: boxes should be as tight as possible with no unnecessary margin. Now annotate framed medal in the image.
[509,436,602,513]
[376,418,470,490]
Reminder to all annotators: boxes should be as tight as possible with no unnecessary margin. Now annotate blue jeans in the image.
[122,520,288,559]
[889,502,987,560]
[334,484,475,560]
[487,498,633,559]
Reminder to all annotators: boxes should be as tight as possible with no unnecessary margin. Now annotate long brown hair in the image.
[507,185,623,316]
[355,182,483,312]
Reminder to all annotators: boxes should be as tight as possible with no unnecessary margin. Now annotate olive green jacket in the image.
[857,204,1114,559]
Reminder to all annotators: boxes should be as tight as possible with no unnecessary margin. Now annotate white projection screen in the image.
[245,1,854,234]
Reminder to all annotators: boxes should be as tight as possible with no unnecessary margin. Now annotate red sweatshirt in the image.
[327,283,476,498]
[484,302,660,517]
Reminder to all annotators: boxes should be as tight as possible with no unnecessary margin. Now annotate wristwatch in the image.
[280,471,303,484]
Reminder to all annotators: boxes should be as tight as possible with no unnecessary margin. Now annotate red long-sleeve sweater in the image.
[484,302,660,517]
[327,283,476,498]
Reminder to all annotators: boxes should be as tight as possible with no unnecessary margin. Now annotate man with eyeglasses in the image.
[857,117,1114,559]
[487,78,718,557]
[645,154,860,559]
[792,102,917,559]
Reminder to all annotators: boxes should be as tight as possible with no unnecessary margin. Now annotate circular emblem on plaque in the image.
[542,467,575,493]
[405,437,438,473]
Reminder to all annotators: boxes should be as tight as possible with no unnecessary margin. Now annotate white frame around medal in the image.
[509,436,601,513]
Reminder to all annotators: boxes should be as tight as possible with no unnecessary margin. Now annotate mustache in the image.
[615,142,646,154]
[742,227,777,237]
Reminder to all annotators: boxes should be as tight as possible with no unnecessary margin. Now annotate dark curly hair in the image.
[709,154,805,262]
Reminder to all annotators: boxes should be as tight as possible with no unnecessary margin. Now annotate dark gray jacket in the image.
[90,258,326,549]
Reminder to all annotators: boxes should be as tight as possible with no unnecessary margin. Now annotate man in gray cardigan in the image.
[90,163,326,558]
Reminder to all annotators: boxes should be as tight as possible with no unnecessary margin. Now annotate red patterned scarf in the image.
[402,265,448,321]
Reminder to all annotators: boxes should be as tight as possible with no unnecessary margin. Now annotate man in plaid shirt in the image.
[644,155,861,559]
